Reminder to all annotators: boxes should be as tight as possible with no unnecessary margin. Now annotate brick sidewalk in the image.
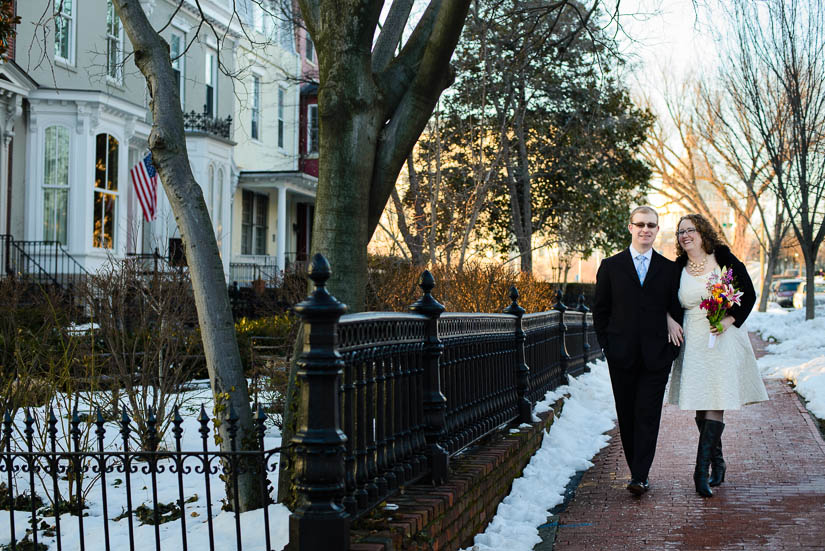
[551,336,825,550]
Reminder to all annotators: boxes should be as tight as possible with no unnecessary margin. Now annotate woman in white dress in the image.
[666,214,768,498]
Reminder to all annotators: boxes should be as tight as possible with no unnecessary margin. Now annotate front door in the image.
[296,202,314,262]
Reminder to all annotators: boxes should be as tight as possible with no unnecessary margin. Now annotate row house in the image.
[0,0,318,286]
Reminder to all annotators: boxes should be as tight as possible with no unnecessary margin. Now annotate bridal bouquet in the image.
[700,267,743,348]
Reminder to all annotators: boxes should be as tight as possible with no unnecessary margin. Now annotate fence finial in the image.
[554,289,568,312]
[577,293,590,313]
[410,270,445,316]
[308,253,331,288]
[504,285,525,316]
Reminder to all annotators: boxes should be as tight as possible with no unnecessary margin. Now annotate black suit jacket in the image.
[592,249,683,370]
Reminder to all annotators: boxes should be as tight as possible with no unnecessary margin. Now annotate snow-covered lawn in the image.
[0,385,290,551]
[748,304,825,420]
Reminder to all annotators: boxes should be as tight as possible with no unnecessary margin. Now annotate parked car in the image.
[792,279,825,309]
[770,278,802,308]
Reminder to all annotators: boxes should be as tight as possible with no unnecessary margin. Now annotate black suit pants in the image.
[608,360,671,481]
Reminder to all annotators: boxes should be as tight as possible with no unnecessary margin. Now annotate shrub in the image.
[365,256,559,313]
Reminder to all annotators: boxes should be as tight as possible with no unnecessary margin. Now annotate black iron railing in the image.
[286,254,602,550]
[183,110,233,140]
[126,248,187,278]
[0,405,280,551]
[229,261,281,287]
[1,236,91,314]
[1,253,602,551]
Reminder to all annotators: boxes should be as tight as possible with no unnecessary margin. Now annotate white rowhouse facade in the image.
[1,0,314,282]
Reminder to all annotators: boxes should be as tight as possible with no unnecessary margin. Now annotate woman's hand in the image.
[710,316,735,336]
[667,313,684,346]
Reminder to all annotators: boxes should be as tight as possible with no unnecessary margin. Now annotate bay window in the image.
[43,126,70,244]
[93,134,119,249]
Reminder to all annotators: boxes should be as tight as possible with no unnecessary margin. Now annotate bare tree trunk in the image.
[277,0,472,508]
[515,86,533,274]
[758,249,779,312]
[429,113,443,267]
[112,0,261,510]
[803,252,817,319]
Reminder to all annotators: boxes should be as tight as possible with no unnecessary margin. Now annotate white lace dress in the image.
[667,267,769,410]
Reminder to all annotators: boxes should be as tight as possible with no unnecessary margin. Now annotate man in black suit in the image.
[593,206,682,496]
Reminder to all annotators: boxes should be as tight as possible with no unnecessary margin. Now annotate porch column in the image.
[276,185,287,271]
[0,134,10,238]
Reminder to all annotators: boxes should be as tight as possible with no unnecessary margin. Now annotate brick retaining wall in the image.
[350,396,568,551]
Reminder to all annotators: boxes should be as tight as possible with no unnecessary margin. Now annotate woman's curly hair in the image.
[675,213,724,258]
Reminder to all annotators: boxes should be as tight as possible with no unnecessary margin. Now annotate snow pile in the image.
[748,305,825,420]
[463,361,616,551]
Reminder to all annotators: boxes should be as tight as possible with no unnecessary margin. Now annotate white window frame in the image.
[277,86,285,149]
[253,1,264,33]
[207,164,215,218]
[216,168,225,235]
[42,126,71,245]
[251,76,261,140]
[307,103,318,154]
[278,0,294,52]
[305,34,315,63]
[170,32,186,108]
[205,52,217,117]
[54,0,75,64]
[106,0,124,83]
[93,133,120,250]
[241,190,269,256]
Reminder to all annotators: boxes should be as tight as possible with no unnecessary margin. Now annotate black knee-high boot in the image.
[695,417,726,487]
[709,422,725,486]
[694,420,724,497]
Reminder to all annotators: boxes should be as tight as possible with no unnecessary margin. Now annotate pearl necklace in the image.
[687,255,708,275]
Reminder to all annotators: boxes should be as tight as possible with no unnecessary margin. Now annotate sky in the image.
[616,0,718,86]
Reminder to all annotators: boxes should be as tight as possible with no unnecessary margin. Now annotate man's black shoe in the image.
[627,479,650,496]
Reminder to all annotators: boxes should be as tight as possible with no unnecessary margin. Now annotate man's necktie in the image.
[636,255,648,284]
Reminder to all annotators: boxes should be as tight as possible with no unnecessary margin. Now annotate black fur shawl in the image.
[676,245,756,328]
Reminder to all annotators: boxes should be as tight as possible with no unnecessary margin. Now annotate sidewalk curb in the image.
[788,381,825,455]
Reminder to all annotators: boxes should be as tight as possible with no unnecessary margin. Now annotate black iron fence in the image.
[229,262,281,288]
[0,253,602,551]
[0,235,90,291]
[0,405,280,551]
[183,110,233,140]
[286,254,602,550]
[126,249,188,278]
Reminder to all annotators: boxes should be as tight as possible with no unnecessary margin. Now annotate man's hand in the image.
[710,316,735,336]
[667,313,684,346]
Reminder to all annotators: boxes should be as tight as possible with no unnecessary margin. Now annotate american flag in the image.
[130,152,158,222]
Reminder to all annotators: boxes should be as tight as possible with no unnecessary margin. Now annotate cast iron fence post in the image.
[289,253,350,551]
[577,293,591,371]
[409,270,449,484]
[504,286,532,424]
[554,290,572,377]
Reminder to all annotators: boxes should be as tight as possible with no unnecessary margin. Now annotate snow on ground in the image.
[461,303,825,551]
[462,361,616,551]
[0,385,290,551]
[748,304,825,420]
[4,303,821,551]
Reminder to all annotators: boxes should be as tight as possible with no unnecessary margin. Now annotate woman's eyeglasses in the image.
[631,222,658,229]
[676,228,698,237]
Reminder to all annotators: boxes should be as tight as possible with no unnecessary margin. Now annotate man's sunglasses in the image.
[631,222,658,229]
